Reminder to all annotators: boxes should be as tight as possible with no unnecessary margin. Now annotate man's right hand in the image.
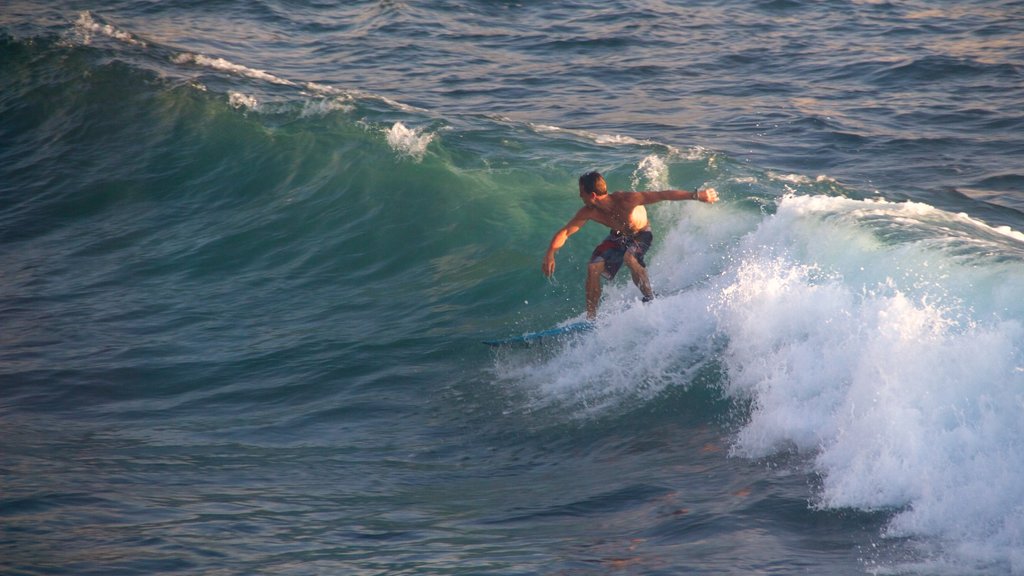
[542,253,555,277]
[698,188,719,203]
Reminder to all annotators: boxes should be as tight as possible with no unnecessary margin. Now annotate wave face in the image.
[2,4,1024,575]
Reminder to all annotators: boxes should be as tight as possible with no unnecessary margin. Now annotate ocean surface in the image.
[2,2,1024,574]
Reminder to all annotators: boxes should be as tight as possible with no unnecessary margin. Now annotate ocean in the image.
[2,2,1023,574]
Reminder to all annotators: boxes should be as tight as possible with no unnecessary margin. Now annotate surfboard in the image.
[483,320,595,347]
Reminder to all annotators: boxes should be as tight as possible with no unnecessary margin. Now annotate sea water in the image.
[2,2,1023,574]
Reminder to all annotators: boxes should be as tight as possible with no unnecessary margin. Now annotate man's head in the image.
[579,171,607,202]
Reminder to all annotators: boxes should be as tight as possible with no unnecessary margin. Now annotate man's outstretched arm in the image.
[638,188,719,204]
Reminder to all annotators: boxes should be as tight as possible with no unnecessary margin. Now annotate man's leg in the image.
[586,260,605,320]
[623,253,654,301]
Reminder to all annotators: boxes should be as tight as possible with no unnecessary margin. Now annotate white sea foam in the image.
[300,98,354,117]
[71,11,146,47]
[497,198,748,413]
[172,53,297,87]
[503,193,1024,573]
[766,171,838,186]
[169,55,425,117]
[527,123,670,151]
[307,82,428,114]
[228,92,259,111]
[593,133,657,147]
[715,196,1024,573]
[630,154,670,190]
[385,122,434,162]
[172,57,367,117]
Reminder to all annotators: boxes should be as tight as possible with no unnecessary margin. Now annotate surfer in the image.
[542,171,718,320]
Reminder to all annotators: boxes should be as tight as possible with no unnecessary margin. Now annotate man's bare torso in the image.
[581,192,650,235]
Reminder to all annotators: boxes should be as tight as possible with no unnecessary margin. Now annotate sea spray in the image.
[228,91,259,111]
[631,154,670,191]
[504,190,1024,572]
[385,121,434,162]
[714,195,1024,571]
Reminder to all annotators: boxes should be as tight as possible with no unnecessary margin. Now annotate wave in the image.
[717,196,1024,572]
[5,15,1024,573]
[501,190,1024,573]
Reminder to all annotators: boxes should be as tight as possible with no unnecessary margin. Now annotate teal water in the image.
[2,3,1024,575]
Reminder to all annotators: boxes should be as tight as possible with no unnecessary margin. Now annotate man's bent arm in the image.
[542,213,588,277]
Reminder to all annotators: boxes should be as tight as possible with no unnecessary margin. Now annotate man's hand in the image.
[542,253,556,277]
[697,188,719,203]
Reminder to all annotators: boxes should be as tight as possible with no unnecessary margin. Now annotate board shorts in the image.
[590,228,653,280]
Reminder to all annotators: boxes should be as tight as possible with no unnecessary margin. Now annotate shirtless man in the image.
[542,171,718,319]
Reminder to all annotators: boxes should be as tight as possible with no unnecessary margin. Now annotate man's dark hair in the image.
[579,171,607,195]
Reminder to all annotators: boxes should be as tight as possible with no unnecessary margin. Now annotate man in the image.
[542,171,719,319]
